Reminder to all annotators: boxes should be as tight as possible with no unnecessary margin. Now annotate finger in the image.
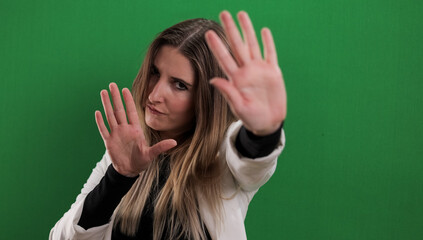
[109,82,127,124]
[95,110,110,139]
[238,11,262,60]
[100,90,118,129]
[262,27,278,66]
[205,30,238,77]
[148,139,177,159]
[219,11,250,65]
[122,88,140,125]
[209,77,243,113]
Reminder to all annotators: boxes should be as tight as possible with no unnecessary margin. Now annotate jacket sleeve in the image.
[222,121,286,192]
[49,151,113,240]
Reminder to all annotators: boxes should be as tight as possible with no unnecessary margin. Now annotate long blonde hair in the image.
[114,18,236,239]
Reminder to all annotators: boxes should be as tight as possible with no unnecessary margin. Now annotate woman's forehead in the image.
[154,46,195,85]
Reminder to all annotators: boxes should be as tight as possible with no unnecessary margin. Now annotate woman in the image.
[50,10,287,240]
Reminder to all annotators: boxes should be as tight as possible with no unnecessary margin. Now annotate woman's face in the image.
[145,45,195,140]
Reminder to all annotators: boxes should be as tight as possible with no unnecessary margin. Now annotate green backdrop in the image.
[1,0,422,239]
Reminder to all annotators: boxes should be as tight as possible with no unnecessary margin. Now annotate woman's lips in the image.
[147,105,164,115]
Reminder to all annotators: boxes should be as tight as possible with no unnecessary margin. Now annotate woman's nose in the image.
[148,77,166,103]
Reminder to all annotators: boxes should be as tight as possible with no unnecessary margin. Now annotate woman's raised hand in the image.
[95,83,177,177]
[206,11,287,136]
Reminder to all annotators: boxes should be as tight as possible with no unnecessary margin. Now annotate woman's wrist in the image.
[250,121,284,137]
[112,163,140,178]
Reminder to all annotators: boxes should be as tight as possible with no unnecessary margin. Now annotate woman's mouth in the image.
[147,105,164,115]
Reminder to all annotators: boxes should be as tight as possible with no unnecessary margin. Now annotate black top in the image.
[78,123,283,239]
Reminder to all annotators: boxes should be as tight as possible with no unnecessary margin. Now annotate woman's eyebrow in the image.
[153,64,193,87]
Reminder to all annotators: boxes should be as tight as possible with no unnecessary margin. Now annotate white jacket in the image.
[49,121,286,240]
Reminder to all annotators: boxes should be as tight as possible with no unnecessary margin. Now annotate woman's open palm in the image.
[95,83,177,177]
[206,11,287,136]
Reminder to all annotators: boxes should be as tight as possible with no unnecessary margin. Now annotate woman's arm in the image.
[208,11,287,192]
[50,84,175,239]
[235,121,283,158]
[49,152,112,240]
[77,164,138,229]
[222,121,286,192]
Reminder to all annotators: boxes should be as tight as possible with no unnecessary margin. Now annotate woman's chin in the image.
[145,120,161,131]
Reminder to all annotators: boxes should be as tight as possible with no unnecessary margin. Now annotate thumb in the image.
[148,139,178,159]
[210,77,242,111]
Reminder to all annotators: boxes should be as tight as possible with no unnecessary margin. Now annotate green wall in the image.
[1,0,422,239]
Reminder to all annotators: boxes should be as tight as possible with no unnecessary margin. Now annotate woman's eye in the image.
[174,81,188,90]
[151,67,160,77]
